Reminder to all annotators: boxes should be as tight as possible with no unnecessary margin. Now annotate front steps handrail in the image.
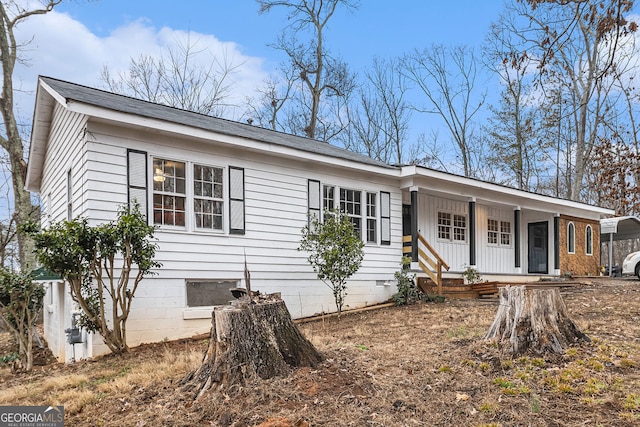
[402,233,450,295]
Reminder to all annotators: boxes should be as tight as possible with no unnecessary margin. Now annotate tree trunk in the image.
[182,293,322,399]
[484,286,589,356]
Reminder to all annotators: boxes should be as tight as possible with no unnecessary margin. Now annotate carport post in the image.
[609,232,613,278]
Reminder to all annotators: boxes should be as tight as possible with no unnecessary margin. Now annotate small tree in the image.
[0,270,45,371]
[29,205,160,355]
[299,210,364,316]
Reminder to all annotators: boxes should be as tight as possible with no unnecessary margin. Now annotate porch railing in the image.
[402,233,450,295]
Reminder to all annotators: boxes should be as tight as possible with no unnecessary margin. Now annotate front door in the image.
[402,204,412,236]
[528,221,548,274]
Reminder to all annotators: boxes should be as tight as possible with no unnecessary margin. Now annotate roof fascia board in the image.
[26,80,64,192]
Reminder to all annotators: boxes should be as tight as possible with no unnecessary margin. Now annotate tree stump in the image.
[182,293,322,399]
[484,285,589,356]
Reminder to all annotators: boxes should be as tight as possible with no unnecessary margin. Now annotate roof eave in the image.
[25,78,63,192]
[400,165,614,217]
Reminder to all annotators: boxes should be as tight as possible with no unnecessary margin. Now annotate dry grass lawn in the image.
[0,277,639,426]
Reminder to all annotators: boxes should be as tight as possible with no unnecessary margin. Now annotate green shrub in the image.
[392,257,418,305]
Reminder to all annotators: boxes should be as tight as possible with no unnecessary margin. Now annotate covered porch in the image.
[399,166,613,292]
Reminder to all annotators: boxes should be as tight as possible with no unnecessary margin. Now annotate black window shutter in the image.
[229,166,245,235]
[127,149,148,220]
[308,179,321,224]
[381,191,391,245]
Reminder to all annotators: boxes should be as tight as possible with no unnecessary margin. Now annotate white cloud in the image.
[13,10,269,121]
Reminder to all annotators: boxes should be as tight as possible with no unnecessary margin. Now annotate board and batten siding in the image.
[73,122,401,356]
[417,194,470,272]
[475,204,516,274]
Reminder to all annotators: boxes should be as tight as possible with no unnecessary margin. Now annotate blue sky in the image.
[53,1,506,75]
[6,0,509,177]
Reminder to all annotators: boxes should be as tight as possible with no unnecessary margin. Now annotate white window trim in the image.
[487,218,512,247]
[319,183,385,246]
[437,211,467,243]
[366,191,378,244]
[151,156,228,234]
[567,221,576,254]
[585,224,593,256]
[193,163,226,233]
[500,220,512,247]
[487,218,499,246]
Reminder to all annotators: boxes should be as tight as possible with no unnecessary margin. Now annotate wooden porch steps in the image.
[417,278,585,300]
[417,277,480,299]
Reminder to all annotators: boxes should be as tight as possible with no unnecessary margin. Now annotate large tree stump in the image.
[182,293,322,399]
[484,285,589,356]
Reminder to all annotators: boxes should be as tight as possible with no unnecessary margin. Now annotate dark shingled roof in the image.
[40,76,394,169]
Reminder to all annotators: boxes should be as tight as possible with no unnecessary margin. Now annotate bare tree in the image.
[402,45,487,177]
[101,33,240,117]
[257,0,358,141]
[243,68,297,131]
[505,0,636,200]
[0,0,61,270]
[483,14,551,191]
[338,57,411,164]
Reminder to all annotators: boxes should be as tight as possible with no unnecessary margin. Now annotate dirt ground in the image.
[1,277,639,426]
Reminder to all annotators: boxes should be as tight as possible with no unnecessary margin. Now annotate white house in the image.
[26,77,613,362]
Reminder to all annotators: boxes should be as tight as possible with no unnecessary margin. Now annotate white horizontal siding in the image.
[62,120,402,355]
[40,105,88,225]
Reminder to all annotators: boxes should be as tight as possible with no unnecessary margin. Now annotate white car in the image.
[622,251,640,279]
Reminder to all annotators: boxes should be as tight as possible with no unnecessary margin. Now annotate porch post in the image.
[410,187,418,262]
[468,198,476,266]
[609,232,614,277]
[514,207,521,269]
[554,214,560,274]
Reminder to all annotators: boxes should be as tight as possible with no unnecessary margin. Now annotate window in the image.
[488,219,498,244]
[489,219,512,246]
[323,185,335,211]
[438,212,451,240]
[194,164,224,230]
[586,225,593,256]
[340,188,362,236]
[153,158,186,226]
[186,280,238,307]
[500,221,512,246]
[567,222,575,254]
[453,214,467,241]
[366,192,377,243]
[438,212,467,242]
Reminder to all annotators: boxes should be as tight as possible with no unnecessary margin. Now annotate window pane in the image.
[367,218,376,243]
[194,164,224,230]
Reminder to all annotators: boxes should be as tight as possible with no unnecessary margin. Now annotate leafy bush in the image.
[462,265,482,284]
[29,204,160,354]
[392,257,418,305]
[0,270,45,371]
